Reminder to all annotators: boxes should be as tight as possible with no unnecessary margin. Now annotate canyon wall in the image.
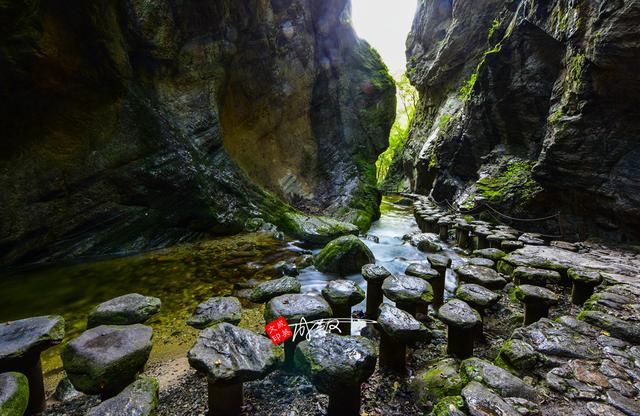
[391,0,640,242]
[0,0,395,266]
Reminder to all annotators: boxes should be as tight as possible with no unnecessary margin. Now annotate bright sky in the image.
[351,0,418,76]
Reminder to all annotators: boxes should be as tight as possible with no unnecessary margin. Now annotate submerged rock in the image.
[87,294,161,328]
[314,235,375,275]
[86,377,159,416]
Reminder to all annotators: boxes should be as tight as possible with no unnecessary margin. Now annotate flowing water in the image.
[0,195,468,388]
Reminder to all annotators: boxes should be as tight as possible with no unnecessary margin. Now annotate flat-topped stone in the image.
[264,294,332,324]
[405,263,439,280]
[455,265,507,290]
[410,233,442,252]
[322,280,365,307]
[472,248,507,262]
[377,304,429,343]
[188,323,283,384]
[438,299,480,330]
[468,257,495,268]
[87,294,160,328]
[568,268,603,285]
[0,372,29,416]
[460,358,538,401]
[514,285,559,305]
[249,276,301,303]
[382,275,433,305]
[361,264,391,281]
[62,324,153,397]
[0,315,65,360]
[502,240,525,252]
[187,296,242,329]
[518,233,546,245]
[412,358,464,404]
[427,254,452,269]
[487,232,517,243]
[455,284,500,310]
[314,235,375,275]
[513,266,561,286]
[86,377,159,416]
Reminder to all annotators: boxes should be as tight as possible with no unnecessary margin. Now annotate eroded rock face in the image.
[0,0,395,266]
[392,0,640,242]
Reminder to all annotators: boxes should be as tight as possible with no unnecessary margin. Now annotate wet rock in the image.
[460,358,538,401]
[462,381,519,416]
[294,333,376,415]
[274,261,299,277]
[382,275,433,315]
[503,397,540,416]
[377,304,429,343]
[513,267,561,286]
[314,236,375,276]
[518,234,546,246]
[514,285,559,325]
[579,311,640,344]
[54,377,83,402]
[249,276,301,303]
[0,372,29,416]
[473,248,507,262]
[428,254,453,270]
[87,294,161,328]
[502,240,525,253]
[438,299,481,359]
[455,265,507,290]
[187,296,242,329]
[607,389,640,416]
[264,294,333,325]
[86,377,159,416]
[361,264,392,281]
[405,263,440,280]
[429,395,466,416]
[585,401,627,416]
[322,280,365,308]
[410,233,442,253]
[568,268,603,306]
[412,358,464,404]
[496,339,539,373]
[468,258,496,268]
[361,264,392,318]
[284,213,360,247]
[512,318,600,360]
[455,284,501,313]
[61,324,153,397]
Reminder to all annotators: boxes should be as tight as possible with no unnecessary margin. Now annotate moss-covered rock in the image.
[429,395,465,416]
[314,236,375,276]
[0,372,29,416]
[495,339,539,374]
[412,358,464,405]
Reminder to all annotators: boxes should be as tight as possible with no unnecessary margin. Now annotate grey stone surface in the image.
[514,285,559,305]
[86,377,159,416]
[455,265,507,290]
[321,280,365,307]
[381,275,433,304]
[87,294,161,328]
[361,264,392,282]
[460,358,538,401]
[455,284,500,309]
[376,304,429,343]
[0,372,29,416]
[264,294,332,325]
[461,381,519,416]
[405,263,439,280]
[187,296,242,329]
[0,315,65,360]
[437,299,480,330]
[249,276,301,303]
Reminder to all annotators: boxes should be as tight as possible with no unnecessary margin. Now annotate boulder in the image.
[455,265,507,290]
[62,325,153,397]
[187,296,242,329]
[249,276,301,303]
[460,357,538,401]
[496,339,539,373]
[412,358,464,404]
[283,212,359,246]
[410,233,442,252]
[382,275,433,315]
[0,372,29,416]
[314,236,375,275]
[86,377,159,416]
[87,294,160,328]
[461,381,520,416]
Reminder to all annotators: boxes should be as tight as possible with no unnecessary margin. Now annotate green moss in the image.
[430,396,465,416]
[488,19,502,41]
[0,372,29,416]
[497,260,515,276]
[415,359,464,404]
[438,114,452,130]
[549,109,564,124]
[476,160,543,206]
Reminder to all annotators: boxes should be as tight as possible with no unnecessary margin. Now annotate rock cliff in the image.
[392,0,640,242]
[0,0,395,265]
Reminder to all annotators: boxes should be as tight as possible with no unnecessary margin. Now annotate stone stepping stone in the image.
[472,248,507,262]
[513,266,561,287]
[377,304,429,373]
[568,268,603,305]
[496,339,539,373]
[454,220,473,248]
[578,311,640,344]
[382,275,433,316]
[405,263,439,281]
[411,358,464,405]
[410,233,442,252]
[455,284,500,314]
[468,257,495,268]
[322,280,365,335]
[361,264,391,318]
[502,240,525,253]
[187,296,242,329]
[462,381,520,416]
[61,324,153,398]
[264,294,332,369]
[437,217,455,241]
[0,372,29,416]
[487,232,517,249]
[437,299,481,359]
[314,235,375,275]
[188,323,283,416]
[472,226,493,250]
[0,315,65,414]
[86,377,159,416]
[455,264,507,290]
[427,254,451,309]
[249,276,301,303]
[514,285,559,325]
[87,294,160,328]
[518,233,546,246]
[295,333,376,416]
[460,357,539,401]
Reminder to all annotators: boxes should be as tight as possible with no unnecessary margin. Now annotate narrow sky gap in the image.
[351,0,418,76]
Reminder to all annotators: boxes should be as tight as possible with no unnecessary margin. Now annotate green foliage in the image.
[375,72,418,184]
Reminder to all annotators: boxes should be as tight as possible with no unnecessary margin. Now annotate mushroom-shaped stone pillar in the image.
[405,263,440,315]
[514,285,559,325]
[427,254,452,309]
[377,304,429,373]
[472,227,492,250]
[264,294,332,370]
[455,284,500,317]
[454,220,472,249]
[437,217,454,241]
[87,293,160,328]
[187,296,242,329]
[295,333,376,416]
[188,323,283,416]
[381,275,433,317]
[0,372,29,416]
[487,233,516,249]
[61,324,153,399]
[437,299,481,359]
[249,276,301,304]
[361,264,392,318]
[567,269,603,306]
[0,315,65,414]
[513,266,561,287]
[454,264,507,290]
[321,280,365,335]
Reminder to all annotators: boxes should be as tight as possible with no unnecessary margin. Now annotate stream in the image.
[0,195,468,389]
